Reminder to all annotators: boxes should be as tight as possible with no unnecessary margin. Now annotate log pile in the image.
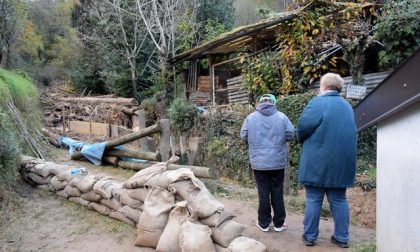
[40,90,139,129]
[21,156,267,252]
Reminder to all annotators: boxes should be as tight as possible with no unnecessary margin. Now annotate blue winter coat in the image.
[297,91,357,188]
[240,103,295,170]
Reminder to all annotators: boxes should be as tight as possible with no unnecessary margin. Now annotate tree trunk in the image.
[1,46,8,68]
[61,97,138,106]
[105,149,160,161]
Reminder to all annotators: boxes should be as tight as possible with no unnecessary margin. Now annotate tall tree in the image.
[0,0,26,68]
[197,0,235,30]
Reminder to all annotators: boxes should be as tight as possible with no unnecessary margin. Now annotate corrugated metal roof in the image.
[309,72,390,98]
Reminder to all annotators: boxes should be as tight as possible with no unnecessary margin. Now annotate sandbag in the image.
[127,188,148,202]
[89,202,113,216]
[27,173,52,185]
[69,196,90,207]
[180,220,215,252]
[56,190,67,198]
[38,184,55,192]
[31,163,57,177]
[100,198,123,211]
[119,206,142,223]
[123,163,167,189]
[63,185,82,197]
[170,179,224,218]
[56,168,87,182]
[211,220,246,247]
[145,168,195,188]
[200,210,236,227]
[94,178,121,199]
[81,191,102,202]
[109,211,136,227]
[228,237,267,252]
[134,187,175,248]
[112,188,143,209]
[69,173,104,193]
[50,176,67,190]
[156,201,189,252]
[214,244,230,252]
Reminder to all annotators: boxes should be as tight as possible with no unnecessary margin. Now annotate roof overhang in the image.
[354,48,420,131]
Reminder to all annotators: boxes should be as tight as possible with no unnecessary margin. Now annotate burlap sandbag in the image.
[109,211,136,227]
[156,201,189,252]
[56,168,87,182]
[100,198,123,211]
[112,188,143,209]
[31,162,56,177]
[37,184,55,192]
[69,196,90,207]
[69,173,104,193]
[64,185,82,197]
[134,187,175,248]
[93,178,121,199]
[211,220,246,247]
[50,176,67,190]
[169,179,224,218]
[123,163,167,189]
[81,191,102,202]
[200,210,236,227]
[127,188,148,202]
[145,168,195,188]
[119,205,142,223]
[89,202,113,216]
[179,220,215,252]
[27,173,52,185]
[55,190,67,198]
[228,237,267,252]
[214,244,230,252]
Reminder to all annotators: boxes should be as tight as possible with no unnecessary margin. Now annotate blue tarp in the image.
[59,137,149,166]
[59,137,107,165]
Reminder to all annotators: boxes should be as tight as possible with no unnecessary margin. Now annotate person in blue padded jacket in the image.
[240,94,295,233]
[297,73,357,248]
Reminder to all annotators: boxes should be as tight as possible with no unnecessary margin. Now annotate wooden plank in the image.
[159,119,171,161]
[228,90,248,96]
[69,121,91,134]
[91,122,110,137]
[136,110,150,152]
[226,76,243,82]
[228,93,249,99]
[111,125,119,138]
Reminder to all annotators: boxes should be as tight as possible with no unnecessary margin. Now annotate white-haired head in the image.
[320,73,344,93]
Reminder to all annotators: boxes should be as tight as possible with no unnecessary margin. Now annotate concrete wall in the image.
[377,101,420,252]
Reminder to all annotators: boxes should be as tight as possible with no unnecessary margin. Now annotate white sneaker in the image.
[256,222,269,232]
[274,223,288,232]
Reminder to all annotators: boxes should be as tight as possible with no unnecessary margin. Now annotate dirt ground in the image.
[0,156,375,252]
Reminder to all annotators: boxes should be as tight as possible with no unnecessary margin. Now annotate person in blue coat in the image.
[240,94,295,232]
[297,73,357,248]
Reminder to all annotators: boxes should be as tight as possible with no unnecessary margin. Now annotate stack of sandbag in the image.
[20,156,267,252]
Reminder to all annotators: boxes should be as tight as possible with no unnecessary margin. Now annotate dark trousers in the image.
[253,169,286,228]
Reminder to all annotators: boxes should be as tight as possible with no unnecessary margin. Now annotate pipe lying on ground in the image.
[71,123,161,160]
[106,149,160,161]
[117,160,217,179]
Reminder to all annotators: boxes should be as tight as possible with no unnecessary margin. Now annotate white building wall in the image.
[377,101,420,252]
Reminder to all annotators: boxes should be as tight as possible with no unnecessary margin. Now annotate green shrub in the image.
[277,92,317,193]
[168,98,196,132]
[0,108,21,208]
[374,0,420,69]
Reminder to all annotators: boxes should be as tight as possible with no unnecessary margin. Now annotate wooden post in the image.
[106,149,160,161]
[179,134,188,165]
[159,119,171,161]
[187,137,204,166]
[170,135,176,157]
[209,56,216,106]
[136,110,150,152]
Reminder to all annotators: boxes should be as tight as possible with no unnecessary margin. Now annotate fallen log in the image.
[117,160,217,179]
[41,128,61,147]
[106,149,160,161]
[71,123,161,160]
[103,156,119,167]
[61,97,138,106]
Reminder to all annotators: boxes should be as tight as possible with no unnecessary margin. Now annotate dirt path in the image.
[0,184,374,252]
